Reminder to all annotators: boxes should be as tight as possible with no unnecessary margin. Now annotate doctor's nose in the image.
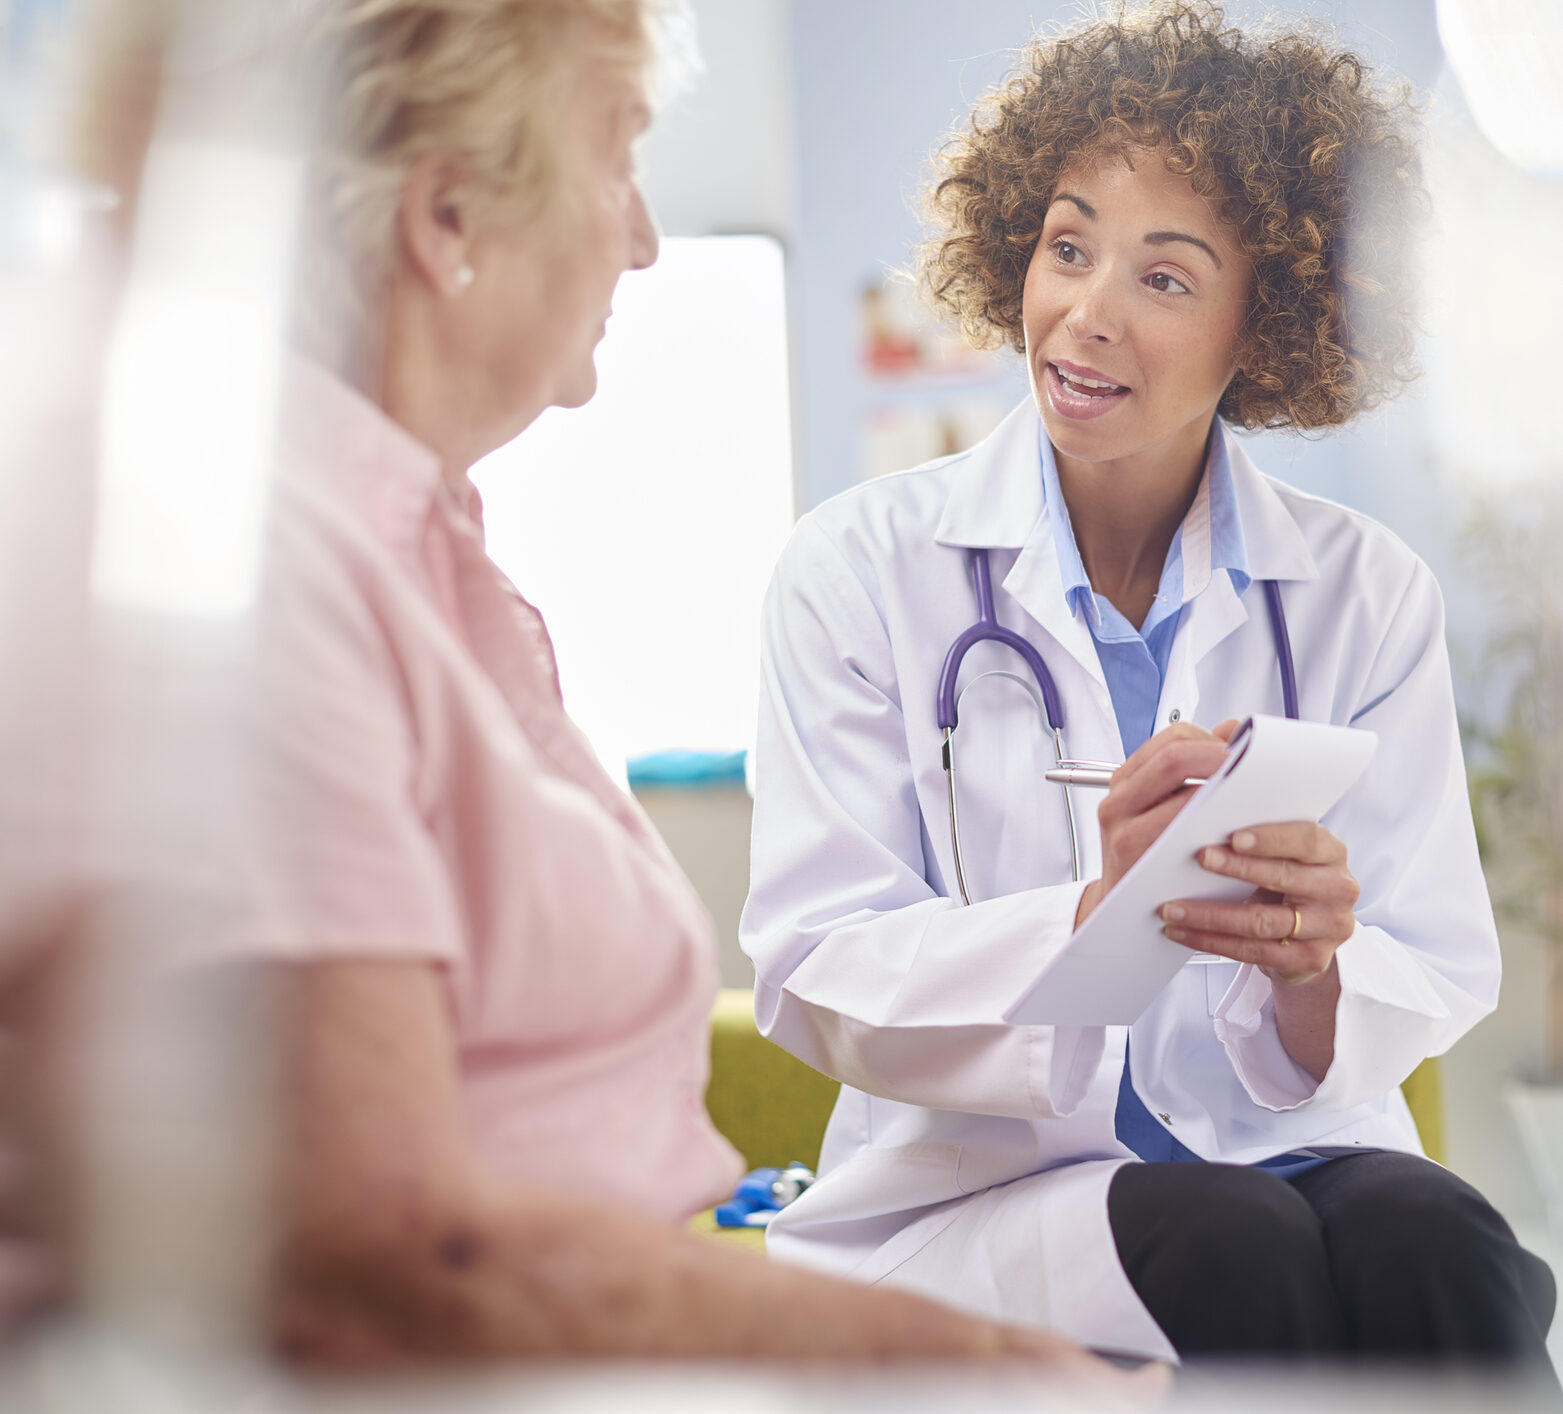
[1063,274,1124,344]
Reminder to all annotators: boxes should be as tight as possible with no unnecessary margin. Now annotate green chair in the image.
[705,988,839,1172]
[697,986,1444,1247]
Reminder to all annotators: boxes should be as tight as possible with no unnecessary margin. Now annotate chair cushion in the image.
[706,988,839,1171]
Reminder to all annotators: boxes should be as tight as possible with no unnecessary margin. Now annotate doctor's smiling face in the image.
[1024,150,1251,486]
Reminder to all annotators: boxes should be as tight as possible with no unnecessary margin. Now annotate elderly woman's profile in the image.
[741,0,1556,1372]
[192,0,1143,1370]
[0,0,1165,1385]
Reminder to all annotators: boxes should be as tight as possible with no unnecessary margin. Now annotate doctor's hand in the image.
[1073,719,1242,931]
[1157,819,1358,986]
[1158,819,1359,1081]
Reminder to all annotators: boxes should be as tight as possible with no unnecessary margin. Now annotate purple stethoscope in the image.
[937,547,1299,905]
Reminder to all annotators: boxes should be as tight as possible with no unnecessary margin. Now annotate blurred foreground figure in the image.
[0,0,1155,1393]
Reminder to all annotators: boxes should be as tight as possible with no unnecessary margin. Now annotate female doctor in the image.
[740,0,1555,1370]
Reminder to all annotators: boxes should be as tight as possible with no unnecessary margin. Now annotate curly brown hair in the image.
[917,0,1426,430]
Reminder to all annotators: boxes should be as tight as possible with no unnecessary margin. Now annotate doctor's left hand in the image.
[1157,819,1360,989]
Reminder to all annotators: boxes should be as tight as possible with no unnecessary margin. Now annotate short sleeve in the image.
[223,488,463,965]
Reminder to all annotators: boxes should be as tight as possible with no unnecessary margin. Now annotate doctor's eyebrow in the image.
[1046,196,1224,270]
[1049,192,1096,220]
[1144,230,1223,268]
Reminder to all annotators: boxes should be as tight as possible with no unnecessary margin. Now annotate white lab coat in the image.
[739,400,1501,1360]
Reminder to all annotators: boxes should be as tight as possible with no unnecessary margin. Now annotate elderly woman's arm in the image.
[270,958,1116,1365]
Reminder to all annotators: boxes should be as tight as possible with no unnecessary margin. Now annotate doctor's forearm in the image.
[1268,957,1340,1082]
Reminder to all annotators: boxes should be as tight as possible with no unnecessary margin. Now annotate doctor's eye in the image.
[1049,238,1086,267]
[1146,270,1190,296]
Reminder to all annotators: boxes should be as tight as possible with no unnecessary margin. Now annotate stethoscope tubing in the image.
[939,546,1297,903]
[1263,578,1300,721]
[936,547,1066,732]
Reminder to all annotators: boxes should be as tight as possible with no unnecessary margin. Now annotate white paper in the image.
[1003,715,1377,1027]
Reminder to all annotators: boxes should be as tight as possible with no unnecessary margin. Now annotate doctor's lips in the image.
[1044,358,1131,423]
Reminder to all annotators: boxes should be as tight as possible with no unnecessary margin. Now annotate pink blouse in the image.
[239,362,741,1221]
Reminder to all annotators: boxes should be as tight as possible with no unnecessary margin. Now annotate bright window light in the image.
[474,235,795,779]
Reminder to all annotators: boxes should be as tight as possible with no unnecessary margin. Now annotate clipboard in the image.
[1002,714,1377,1027]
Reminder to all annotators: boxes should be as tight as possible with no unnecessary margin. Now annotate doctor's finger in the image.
[1104,787,1201,865]
[1224,820,1348,867]
[1105,738,1229,817]
[1112,720,1223,790]
[1159,925,1338,983]
[1160,896,1355,947]
[1194,847,1359,906]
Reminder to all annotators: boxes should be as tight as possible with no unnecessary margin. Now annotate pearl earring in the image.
[454,264,475,292]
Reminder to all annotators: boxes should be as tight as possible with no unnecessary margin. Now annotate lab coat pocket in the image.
[764,1140,965,1287]
[826,1142,965,1285]
[791,1140,964,1224]
[955,1118,1042,1195]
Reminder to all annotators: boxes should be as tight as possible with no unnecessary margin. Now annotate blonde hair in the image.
[297,0,669,366]
[59,0,677,364]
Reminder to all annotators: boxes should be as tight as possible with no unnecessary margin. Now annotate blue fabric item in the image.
[626,749,748,788]
[1039,428,1326,1181]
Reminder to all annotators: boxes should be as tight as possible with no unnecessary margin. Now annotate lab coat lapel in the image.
[934,400,1109,699]
[1225,430,1319,585]
[1161,574,1245,727]
[1160,428,1321,723]
[1003,526,1109,698]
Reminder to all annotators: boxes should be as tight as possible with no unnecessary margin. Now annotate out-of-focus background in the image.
[3,0,1563,1376]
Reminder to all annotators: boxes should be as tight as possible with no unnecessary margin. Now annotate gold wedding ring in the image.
[1282,904,1302,945]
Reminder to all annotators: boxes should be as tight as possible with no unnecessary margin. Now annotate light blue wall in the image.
[785,0,1040,512]
[2,0,65,64]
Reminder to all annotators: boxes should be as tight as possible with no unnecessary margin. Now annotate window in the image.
[474,235,794,780]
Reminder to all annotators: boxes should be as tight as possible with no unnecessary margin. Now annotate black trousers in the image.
[1108,1152,1557,1374]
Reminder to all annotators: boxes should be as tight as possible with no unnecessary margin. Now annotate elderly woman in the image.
[141,0,1155,1373]
[1,0,1165,1380]
[741,0,1556,1370]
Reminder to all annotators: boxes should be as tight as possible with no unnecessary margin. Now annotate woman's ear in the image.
[397,151,477,300]
[1228,334,1257,384]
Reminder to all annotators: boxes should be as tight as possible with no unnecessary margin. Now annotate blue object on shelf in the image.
[627,748,747,789]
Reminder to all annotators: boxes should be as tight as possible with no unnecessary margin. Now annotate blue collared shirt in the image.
[1039,428,1250,760]
[1042,429,1321,1176]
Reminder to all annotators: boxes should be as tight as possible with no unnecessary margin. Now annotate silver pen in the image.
[1044,760,1209,790]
